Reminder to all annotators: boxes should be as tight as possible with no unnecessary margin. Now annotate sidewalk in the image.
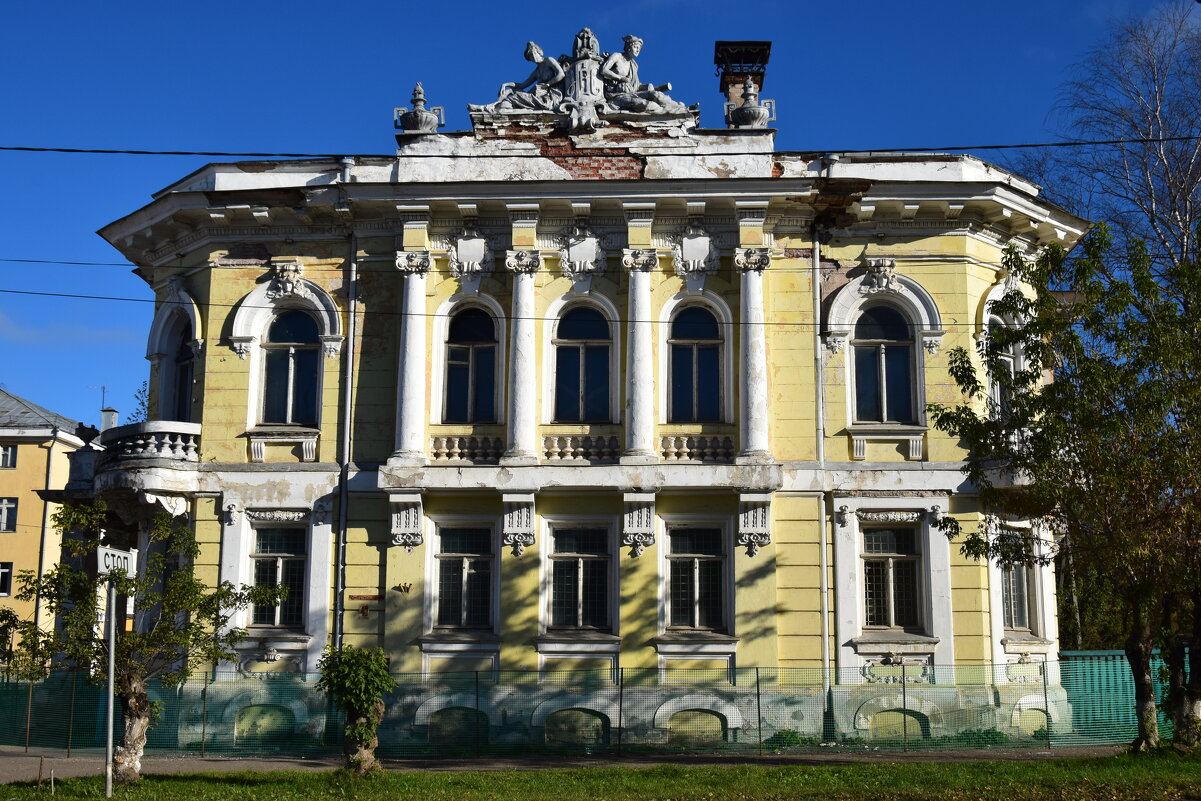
[0,744,1126,785]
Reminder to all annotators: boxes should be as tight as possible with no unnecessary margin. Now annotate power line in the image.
[0,135,1198,160]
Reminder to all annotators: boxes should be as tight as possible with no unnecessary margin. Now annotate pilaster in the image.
[392,206,431,463]
[622,202,658,463]
[502,203,541,464]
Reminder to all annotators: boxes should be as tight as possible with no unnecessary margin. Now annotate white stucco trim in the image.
[536,513,620,638]
[422,513,501,637]
[657,290,735,425]
[428,293,509,426]
[656,513,736,638]
[832,495,953,676]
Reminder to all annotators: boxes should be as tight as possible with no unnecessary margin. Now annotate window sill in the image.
[652,631,739,656]
[243,427,319,463]
[851,630,939,656]
[845,425,927,461]
[1002,631,1052,654]
[535,631,620,655]
[419,630,500,656]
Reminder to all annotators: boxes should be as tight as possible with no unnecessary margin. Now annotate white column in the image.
[504,250,540,463]
[622,249,657,462]
[393,251,430,462]
[735,248,771,460]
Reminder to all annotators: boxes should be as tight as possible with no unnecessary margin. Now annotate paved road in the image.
[0,744,1126,785]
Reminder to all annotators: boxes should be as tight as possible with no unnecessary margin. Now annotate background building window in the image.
[251,527,306,628]
[262,310,320,426]
[667,528,725,630]
[862,527,921,630]
[1002,565,1031,631]
[0,498,16,533]
[437,528,493,629]
[444,308,497,423]
[554,306,611,422]
[669,306,722,423]
[0,445,15,469]
[853,305,915,424]
[0,562,11,596]
[550,528,610,630]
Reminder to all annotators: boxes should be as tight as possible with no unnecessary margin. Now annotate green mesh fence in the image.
[0,654,1176,758]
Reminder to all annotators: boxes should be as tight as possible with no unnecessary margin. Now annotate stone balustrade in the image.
[542,435,621,463]
[659,435,736,463]
[99,421,202,462]
[429,435,504,463]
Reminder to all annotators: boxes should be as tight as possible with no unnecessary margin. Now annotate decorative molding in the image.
[390,494,424,551]
[447,227,495,295]
[860,257,899,295]
[225,503,241,526]
[505,250,541,274]
[311,498,332,527]
[671,223,719,293]
[246,509,310,523]
[557,224,607,294]
[265,260,311,301]
[737,493,771,557]
[247,429,318,463]
[502,493,536,557]
[836,505,851,527]
[856,510,923,524]
[622,492,656,557]
[395,250,432,274]
[733,247,770,273]
[622,248,657,272]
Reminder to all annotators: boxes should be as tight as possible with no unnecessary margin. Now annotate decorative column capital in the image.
[505,250,541,273]
[395,250,432,274]
[737,493,772,557]
[734,247,771,272]
[622,248,658,272]
[390,494,424,552]
[502,493,536,557]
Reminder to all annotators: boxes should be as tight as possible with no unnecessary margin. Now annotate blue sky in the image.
[0,0,1166,427]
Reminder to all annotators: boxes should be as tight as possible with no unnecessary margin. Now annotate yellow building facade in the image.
[65,33,1088,740]
[0,389,87,645]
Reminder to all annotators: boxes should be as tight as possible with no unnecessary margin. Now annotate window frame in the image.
[0,498,17,533]
[1001,563,1033,632]
[260,309,322,427]
[667,304,724,424]
[541,519,618,635]
[249,525,308,630]
[861,526,923,632]
[552,304,615,424]
[429,521,498,633]
[0,562,11,596]
[0,444,16,469]
[659,518,733,635]
[658,292,734,425]
[850,304,917,425]
[443,306,500,424]
[541,295,622,425]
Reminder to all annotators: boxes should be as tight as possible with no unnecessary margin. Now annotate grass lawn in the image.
[6,752,1201,800]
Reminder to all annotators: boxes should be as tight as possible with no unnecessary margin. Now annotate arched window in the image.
[852,306,914,424]
[262,310,320,426]
[444,308,497,423]
[987,315,1018,415]
[669,306,722,423]
[167,323,195,422]
[554,306,611,423]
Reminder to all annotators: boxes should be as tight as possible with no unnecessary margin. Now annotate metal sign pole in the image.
[105,577,115,799]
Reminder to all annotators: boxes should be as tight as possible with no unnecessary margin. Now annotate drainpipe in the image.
[334,156,357,649]
[33,429,58,635]
[812,207,831,700]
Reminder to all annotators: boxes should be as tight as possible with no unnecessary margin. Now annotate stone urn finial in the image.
[726,75,776,129]
[394,82,445,135]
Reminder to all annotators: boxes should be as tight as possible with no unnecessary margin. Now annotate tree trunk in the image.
[1126,608,1160,751]
[1171,589,1201,748]
[114,679,152,784]
[343,699,384,775]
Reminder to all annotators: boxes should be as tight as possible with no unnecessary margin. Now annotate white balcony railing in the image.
[99,421,202,462]
[659,435,735,463]
[429,435,504,463]
[542,435,621,463]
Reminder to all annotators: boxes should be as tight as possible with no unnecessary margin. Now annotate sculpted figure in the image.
[469,42,566,113]
[600,35,686,114]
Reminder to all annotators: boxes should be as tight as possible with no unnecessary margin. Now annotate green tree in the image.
[930,231,1201,751]
[315,645,395,775]
[3,500,280,782]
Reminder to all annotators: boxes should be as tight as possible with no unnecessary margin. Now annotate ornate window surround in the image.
[428,293,508,426]
[146,278,204,422]
[832,495,954,676]
[540,293,623,425]
[421,514,501,634]
[218,497,333,672]
[654,513,738,670]
[657,290,735,425]
[984,518,1058,665]
[227,262,343,432]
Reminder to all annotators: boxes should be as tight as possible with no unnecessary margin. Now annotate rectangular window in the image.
[550,528,610,630]
[436,527,493,629]
[251,528,306,628]
[0,498,16,533]
[862,527,921,630]
[667,528,725,631]
[0,445,15,469]
[1002,565,1031,631]
[0,562,11,596]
